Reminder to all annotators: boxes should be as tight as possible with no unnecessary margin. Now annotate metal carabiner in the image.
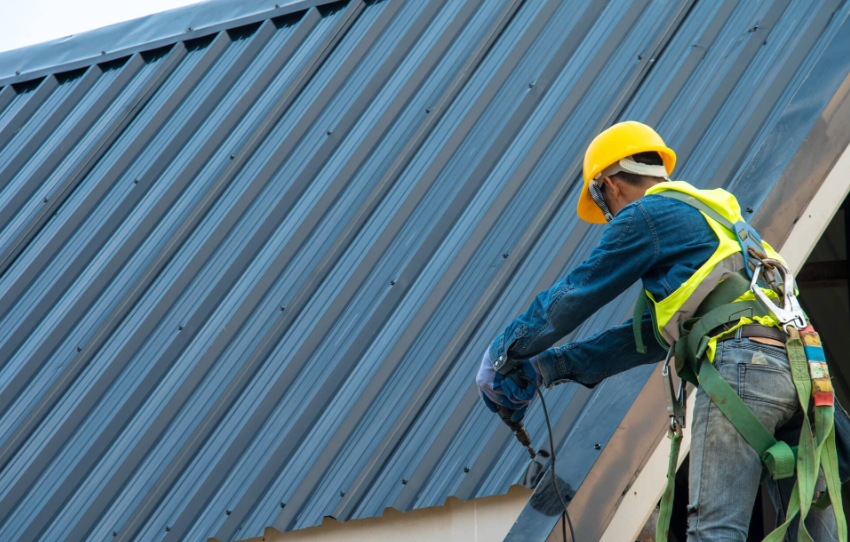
[662,346,686,437]
[749,262,807,331]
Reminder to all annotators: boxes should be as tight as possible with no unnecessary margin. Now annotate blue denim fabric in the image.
[688,339,838,541]
[488,193,720,386]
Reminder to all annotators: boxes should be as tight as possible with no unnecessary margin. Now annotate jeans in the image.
[688,338,839,541]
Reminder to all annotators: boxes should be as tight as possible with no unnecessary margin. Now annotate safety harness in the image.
[633,191,847,541]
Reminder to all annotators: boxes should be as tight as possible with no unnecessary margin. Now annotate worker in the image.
[476,121,846,541]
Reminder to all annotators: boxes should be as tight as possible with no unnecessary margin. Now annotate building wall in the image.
[238,485,531,542]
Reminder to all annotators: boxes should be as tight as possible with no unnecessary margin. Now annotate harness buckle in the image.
[662,346,687,437]
[749,261,807,331]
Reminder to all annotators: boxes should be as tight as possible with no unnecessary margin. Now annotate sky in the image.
[0,0,203,54]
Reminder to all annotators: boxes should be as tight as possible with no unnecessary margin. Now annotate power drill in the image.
[498,405,536,459]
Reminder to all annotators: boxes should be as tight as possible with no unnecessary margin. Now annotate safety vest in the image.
[633,182,847,542]
[634,181,784,369]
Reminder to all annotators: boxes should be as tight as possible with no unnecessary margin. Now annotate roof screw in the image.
[425,108,431,113]
[230,154,235,159]
[746,206,754,213]
[594,443,601,450]
[76,346,82,352]
[15,70,20,75]
[188,27,193,32]
[275,3,280,7]
[279,305,285,311]
[793,217,800,224]
[165,526,171,532]
[178,325,184,331]
[113,531,118,537]
[502,253,509,258]
[133,179,139,184]
[102,51,107,55]
[637,54,643,60]
[463,467,470,473]
[43,197,49,203]
[401,479,407,485]
[226,509,231,515]
[390,280,396,286]
[326,130,332,135]
[528,81,534,88]
[279,502,286,508]
[339,491,345,497]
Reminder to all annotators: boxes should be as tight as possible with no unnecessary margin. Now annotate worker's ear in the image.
[600,175,620,199]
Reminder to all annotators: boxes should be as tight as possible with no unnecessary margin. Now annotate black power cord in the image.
[532,380,576,542]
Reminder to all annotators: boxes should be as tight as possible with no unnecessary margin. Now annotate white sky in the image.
[0,0,204,54]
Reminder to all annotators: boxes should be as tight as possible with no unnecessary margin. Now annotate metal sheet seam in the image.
[0,53,148,278]
[0,45,190,473]
[57,15,327,542]
[0,76,59,153]
[0,46,191,440]
[0,33,236,533]
[104,4,367,540]
[21,24,284,542]
[337,0,623,520]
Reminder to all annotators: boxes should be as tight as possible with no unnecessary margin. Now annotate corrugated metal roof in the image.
[0,0,849,540]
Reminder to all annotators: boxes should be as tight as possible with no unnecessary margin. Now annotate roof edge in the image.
[0,0,335,87]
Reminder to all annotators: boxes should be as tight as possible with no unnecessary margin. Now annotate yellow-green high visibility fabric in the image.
[637,182,784,354]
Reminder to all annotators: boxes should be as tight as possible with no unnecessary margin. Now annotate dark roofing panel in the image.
[0,0,848,541]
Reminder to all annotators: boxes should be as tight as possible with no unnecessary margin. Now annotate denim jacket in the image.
[489,192,721,387]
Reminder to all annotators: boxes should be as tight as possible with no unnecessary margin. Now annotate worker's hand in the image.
[476,351,524,406]
[476,350,538,426]
[502,359,543,405]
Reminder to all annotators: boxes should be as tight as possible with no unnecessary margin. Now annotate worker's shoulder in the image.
[638,193,703,216]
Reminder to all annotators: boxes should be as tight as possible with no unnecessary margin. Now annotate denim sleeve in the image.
[488,200,661,368]
[533,309,668,388]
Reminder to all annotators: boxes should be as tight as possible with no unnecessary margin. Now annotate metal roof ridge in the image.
[0,0,336,87]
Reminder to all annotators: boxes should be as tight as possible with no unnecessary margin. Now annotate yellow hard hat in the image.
[577,121,676,223]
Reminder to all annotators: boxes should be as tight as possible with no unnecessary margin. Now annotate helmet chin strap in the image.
[588,180,614,222]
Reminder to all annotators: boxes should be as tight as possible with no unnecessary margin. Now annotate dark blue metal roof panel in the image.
[0,0,849,541]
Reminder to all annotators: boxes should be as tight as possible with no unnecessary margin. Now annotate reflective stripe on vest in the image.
[643,181,785,347]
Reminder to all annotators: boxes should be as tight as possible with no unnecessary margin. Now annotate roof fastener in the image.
[165,526,171,532]
[280,502,286,508]
[226,509,231,515]
[390,280,396,286]
[463,467,469,473]
[43,197,48,203]
[327,130,332,135]
[401,479,407,485]
[188,27,194,32]
[76,347,82,352]
[275,3,280,7]
[502,253,509,258]
[102,51,107,55]
[425,108,431,113]
[528,81,534,88]
[339,491,345,497]
[15,70,20,75]
[746,206,754,213]
[113,531,118,537]
[178,325,184,331]
[230,154,235,159]
[279,305,286,311]
[594,443,601,450]
[637,54,643,60]
[133,179,139,184]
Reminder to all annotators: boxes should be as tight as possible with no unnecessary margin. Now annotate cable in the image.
[533,380,576,542]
